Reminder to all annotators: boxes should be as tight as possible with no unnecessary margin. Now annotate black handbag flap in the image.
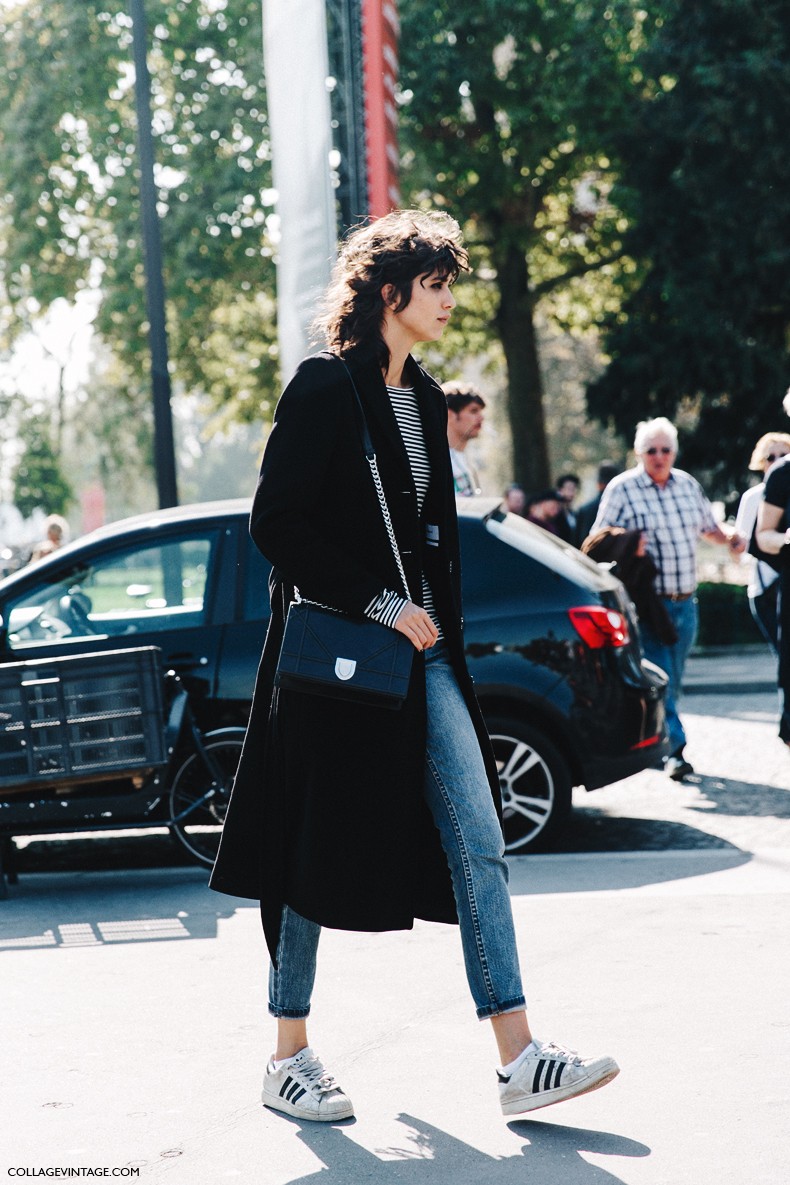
[275,601,413,708]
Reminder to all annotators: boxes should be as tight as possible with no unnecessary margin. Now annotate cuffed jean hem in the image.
[476,996,527,1021]
[268,1004,312,1019]
[423,644,525,1017]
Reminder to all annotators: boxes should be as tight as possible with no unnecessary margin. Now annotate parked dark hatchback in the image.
[0,496,666,853]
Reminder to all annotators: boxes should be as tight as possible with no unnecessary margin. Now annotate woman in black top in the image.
[756,456,790,740]
[210,210,618,1121]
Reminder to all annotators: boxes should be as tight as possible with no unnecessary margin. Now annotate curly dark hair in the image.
[313,209,468,366]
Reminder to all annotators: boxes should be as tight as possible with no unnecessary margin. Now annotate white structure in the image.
[262,0,337,383]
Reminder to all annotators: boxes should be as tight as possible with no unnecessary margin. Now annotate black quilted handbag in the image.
[275,601,413,708]
[274,357,415,709]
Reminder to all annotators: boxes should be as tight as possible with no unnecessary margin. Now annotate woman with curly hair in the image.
[210,209,618,1122]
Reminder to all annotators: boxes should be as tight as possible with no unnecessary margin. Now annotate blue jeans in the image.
[268,643,526,1021]
[639,596,698,755]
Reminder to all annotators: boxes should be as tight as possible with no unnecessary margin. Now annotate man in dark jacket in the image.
[552,473,580,543]
[576,462,620,544]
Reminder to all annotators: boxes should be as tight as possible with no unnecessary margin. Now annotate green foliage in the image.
[0,0,279,421]
[12,417,73,517]
[587,0,790,498]
[398,1,652,486]
[696,582,763,648]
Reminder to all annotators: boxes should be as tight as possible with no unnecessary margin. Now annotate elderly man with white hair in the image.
[592,416,743,780]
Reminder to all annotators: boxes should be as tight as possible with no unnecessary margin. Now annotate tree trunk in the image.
[495,243,550,491]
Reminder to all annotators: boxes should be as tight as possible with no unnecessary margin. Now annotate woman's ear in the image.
[381,283,397,310]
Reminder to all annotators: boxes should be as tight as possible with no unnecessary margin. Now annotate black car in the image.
[0,496,666,854]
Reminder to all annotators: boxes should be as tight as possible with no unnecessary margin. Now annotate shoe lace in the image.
[294,1053,340,1095]
[538,1041,583,1066]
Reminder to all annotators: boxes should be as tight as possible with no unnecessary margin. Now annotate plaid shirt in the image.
[592,466,718,596]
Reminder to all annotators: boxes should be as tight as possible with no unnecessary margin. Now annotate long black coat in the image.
[209,347,501,962]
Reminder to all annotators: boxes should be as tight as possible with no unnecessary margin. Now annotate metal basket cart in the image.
[0,646,244,893]
[0,647,167,794]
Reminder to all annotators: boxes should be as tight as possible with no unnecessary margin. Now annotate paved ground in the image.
[2,648,789,1185]
[3,849,788,1185]
[683,644,776,694]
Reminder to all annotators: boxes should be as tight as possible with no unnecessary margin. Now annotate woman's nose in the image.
[445,287,456,309]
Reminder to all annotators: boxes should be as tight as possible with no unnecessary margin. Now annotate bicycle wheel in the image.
[168,732,243,866]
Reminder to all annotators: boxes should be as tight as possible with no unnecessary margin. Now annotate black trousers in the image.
[749,581,779,655]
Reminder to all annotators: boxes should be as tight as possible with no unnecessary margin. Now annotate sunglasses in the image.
[645,447,673,456]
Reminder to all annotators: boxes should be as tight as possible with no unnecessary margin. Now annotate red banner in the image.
[362,0,400,216]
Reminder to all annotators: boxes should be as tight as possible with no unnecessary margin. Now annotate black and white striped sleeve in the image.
[365,589,408,628]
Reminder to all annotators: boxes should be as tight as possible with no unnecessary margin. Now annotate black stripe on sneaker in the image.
[532,1059,546,1093]
[290,1087,306,1104]
[538,1059,562,1093]
[286,1079,303,1101]
[279,1075,293,1098]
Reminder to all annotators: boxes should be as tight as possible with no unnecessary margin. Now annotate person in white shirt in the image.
[442,382,485,495]
[734,432,790,652]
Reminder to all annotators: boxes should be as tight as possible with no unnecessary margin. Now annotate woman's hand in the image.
[394,601,440,651]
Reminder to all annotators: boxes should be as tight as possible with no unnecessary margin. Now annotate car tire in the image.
[485,716,573,854]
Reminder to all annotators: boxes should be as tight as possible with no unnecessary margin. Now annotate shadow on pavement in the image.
[508,843,750,897]
[278,1112,650,1184]
[556,809,742,852]
[0,866,254,953]
[684,773,790,819]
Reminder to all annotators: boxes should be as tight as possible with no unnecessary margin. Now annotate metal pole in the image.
[325,0,368,231]
[129,0,179,508]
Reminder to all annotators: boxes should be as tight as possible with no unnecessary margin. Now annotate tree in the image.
[398,0,652,487]
[586,0,790,497]
[0,0,279,429]
[12,417,73,518]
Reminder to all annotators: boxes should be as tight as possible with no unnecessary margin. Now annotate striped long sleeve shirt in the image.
[364,384,443,637]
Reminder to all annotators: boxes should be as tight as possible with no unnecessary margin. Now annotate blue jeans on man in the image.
[638,596,698,758]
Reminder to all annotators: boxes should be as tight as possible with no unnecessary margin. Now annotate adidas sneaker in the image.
[262,1047,354,1122]
[498,1038,619,1116]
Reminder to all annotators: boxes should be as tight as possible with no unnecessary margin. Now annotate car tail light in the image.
[630,734,662,750]
[568,606,630,649]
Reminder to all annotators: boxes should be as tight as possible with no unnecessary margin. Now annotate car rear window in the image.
[459,514,558,608]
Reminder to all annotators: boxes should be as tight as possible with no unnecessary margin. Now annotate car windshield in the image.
[4,535,213,649]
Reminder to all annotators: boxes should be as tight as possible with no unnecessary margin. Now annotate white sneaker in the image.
[262,1048,354,1122]
[498,1039,619,1116]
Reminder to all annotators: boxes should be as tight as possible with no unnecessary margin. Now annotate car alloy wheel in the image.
[486,716,573,853]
